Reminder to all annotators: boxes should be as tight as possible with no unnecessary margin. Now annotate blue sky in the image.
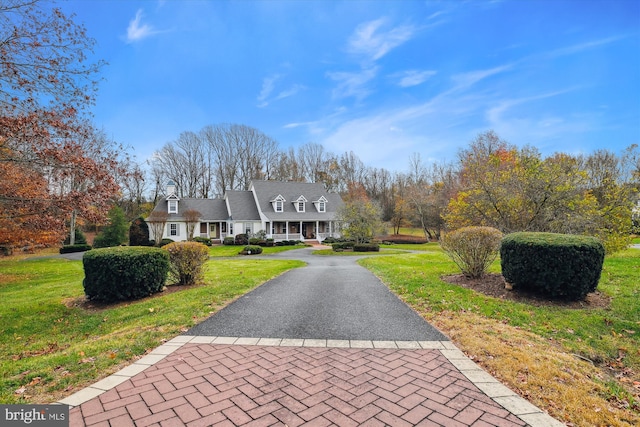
[60,0,640,172]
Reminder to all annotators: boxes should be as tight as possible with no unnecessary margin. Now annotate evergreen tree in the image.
[93,206,128,248]
[129,216,151,246]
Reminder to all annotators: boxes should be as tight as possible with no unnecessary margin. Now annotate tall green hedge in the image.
[500,232,605,301]
[82,247,169,302]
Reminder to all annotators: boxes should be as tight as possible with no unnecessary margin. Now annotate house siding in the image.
[149,180,343,243]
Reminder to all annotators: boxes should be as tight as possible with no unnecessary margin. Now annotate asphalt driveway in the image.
[186,247,448,341]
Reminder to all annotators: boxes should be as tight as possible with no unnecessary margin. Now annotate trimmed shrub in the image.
[332,242,355,251]
[129,216,151,246]
[159,238,174,247]
[82,247,169,302]
[223,236,235,245]
[60,244,92,254]
[441,226,503,278]
[193,236,212,246]
[234,233,249,245]
[264,238,275,247]
[354,243,380,252]
[164,241,210,286]
[379,235,429,244]
[240,245,263,255]
[500,232,605,301]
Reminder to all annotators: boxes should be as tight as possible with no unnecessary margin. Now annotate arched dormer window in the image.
[294,195,307,213]
[167,194,179,214]
[314,196,328,213]
[271,195,286,213]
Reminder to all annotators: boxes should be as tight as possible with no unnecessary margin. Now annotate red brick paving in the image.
[69,344,528,426]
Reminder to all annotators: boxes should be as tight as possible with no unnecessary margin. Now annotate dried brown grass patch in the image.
[429,310,639,427]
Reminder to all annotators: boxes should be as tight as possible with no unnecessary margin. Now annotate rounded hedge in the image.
[240,245,263,255]
[82,247,169,302]
[441,226,502,278]
[500,232,605,301]
[60,244,92,254]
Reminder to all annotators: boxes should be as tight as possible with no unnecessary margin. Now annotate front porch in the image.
[269,220,339,243]
[198,221,231,243]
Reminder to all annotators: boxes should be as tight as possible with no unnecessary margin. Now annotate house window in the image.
[318,202,326,212]
[297,201,305,212]
[169,223,179,236]
[221,222,227,233]
[229,223,233,234]
[275,200,283,212]
[168,200,178,214]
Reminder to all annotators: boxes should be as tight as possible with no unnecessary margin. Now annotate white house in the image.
[149,180,344,243]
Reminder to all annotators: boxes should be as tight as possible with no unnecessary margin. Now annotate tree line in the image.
[147,125,639,252]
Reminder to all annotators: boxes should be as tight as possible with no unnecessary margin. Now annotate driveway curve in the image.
[186,247,447,341]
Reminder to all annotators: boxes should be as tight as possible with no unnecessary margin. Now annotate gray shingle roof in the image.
[150,198,228,221]
[250,180,344,221]
[226,191,261,220]
[149,180,344,223]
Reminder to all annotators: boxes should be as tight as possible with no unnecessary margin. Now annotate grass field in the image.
[0,248,303,403]
[1,241,638,426]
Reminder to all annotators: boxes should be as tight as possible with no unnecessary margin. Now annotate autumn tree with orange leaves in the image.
[445,131,636,253]
[1,0,129,252]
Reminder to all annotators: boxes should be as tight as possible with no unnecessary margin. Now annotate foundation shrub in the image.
[82,247,169,302]
[332,242,355,251]
[240,245,263,255]
[441,226,502,278]
[500,232,605,301]
[164,241,210,286]
[354,243,380,252]
[234,233,249,245]
[223,236,235,245]
[193,236,212,246]
[158,238,174,247]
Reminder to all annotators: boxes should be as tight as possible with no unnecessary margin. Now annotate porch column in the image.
[286,221,289,240]
[300,221,303,240]
[316,221,319,242]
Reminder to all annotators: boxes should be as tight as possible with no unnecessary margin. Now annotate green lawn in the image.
[0,253,303,403]
[361,245,639,368]
[1,241,638,420]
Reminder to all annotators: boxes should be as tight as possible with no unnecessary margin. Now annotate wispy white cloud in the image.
[348,18,416,62]
[327,67,378,100]
[275,84,306,101]
[257,74,281,108]
[542,36,624,59]
[257,75,305,108]
[391,69,437,87]
[126,9,158,43]
[450,64,514,90]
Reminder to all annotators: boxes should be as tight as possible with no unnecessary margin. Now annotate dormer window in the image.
[314,196,328,213]
[271,195,286,213]
[294,195,307,212]
[168,199,178,214]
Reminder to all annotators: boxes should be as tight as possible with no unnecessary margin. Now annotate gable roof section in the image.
[150,198,228,221]
[226,190,261,221]
[251,180,344,221]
